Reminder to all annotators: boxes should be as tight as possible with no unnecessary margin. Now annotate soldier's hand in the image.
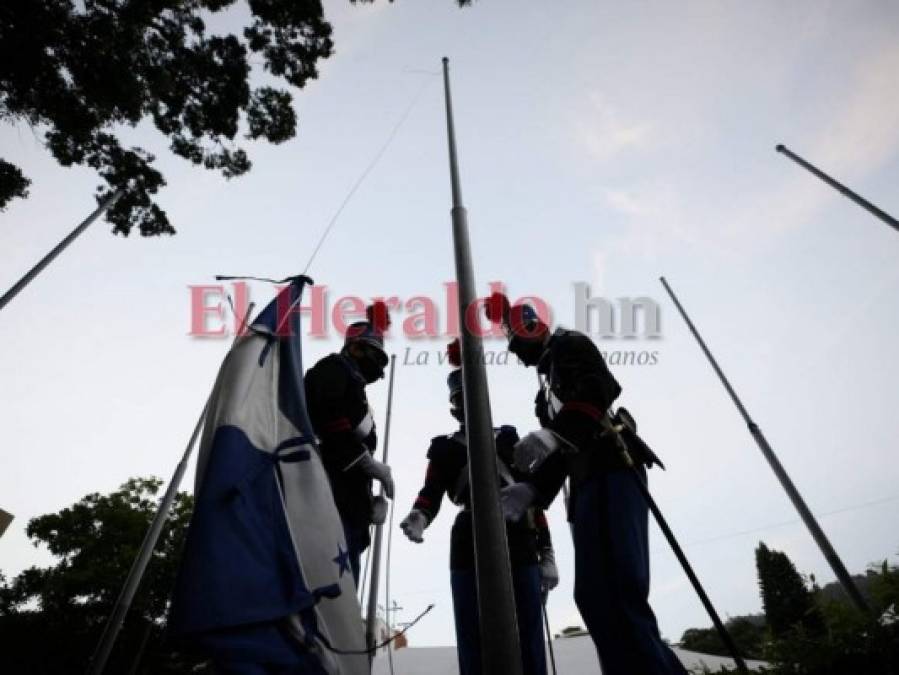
[356,453,395,499]
[500,482,538,522]
[370,496,389,525]
[513,429,565,473]
[400,509,428,543]
[538,547,559,600]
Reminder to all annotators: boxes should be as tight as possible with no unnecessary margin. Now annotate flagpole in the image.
[542,603,557,675]
[86,303,256,675]
[775,144,899,234]
[366,354,397,659]
[660,276,870,614]
[0,189,124,313]
[442,57,524,675]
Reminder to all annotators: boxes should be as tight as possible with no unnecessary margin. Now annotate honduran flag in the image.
[169,277,368,675]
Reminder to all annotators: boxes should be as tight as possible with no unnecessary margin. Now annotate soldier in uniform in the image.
[304,303,394,585]
[399,341,557,675]
[487,294,686,675]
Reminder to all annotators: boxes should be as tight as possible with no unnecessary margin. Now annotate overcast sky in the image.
[2,0,898,652]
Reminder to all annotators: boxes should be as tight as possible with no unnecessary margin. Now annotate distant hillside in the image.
[816,571,879,604]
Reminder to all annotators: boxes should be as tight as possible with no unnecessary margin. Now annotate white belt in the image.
[353,410,375,440]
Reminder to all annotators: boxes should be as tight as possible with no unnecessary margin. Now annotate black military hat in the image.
[345,302,390,364]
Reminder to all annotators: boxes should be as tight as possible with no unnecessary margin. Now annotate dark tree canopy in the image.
[755,542,823,638]
[0,477,196,673]
[679,615,766,660]
[0,1,470,236]
[0,0,337,236]
[679,545,899,673]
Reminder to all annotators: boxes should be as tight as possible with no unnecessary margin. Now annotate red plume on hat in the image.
[447,338,462,367]
[345,301,391,342]
[485,292,511,326]
[485,292,548,340]
[366,300,391,333]
[446,338,464,400]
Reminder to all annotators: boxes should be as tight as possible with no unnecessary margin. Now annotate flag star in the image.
[333,545,351,578]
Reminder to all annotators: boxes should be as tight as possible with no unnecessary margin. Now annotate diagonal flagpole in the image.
[442,57,523,675]
[660,275,870,614]
[86,302,256,675]
[0,189,124,313]
[775,144,899,234]
[365,354,397,660]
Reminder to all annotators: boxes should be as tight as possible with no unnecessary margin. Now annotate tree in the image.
[679,615,766,660]
[762,558,899,674]
[0,1,467,236]
[700,554,899,674]
[755,541,823,638]
[0,477,195,673]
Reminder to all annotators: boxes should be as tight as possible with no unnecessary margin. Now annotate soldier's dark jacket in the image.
[304,353,377,533]
[411,425,551,570]
[530,328,660,514]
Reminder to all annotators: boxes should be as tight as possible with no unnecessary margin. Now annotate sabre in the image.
[599,410,749,674]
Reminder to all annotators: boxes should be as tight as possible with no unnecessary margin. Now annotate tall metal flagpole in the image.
[441,57,524,675]
[366,354,397,660]
[86,303,256,675]
[775,144,899,234]
[0,189,124,313]
[660,276,871,614]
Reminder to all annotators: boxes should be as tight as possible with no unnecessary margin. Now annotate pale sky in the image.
[2,0,898,651]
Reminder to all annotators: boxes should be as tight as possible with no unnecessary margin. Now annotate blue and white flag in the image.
[170,277,368,674]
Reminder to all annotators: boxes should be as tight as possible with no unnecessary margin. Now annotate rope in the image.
[301,75,437,275]
[358,525,374,605]
[321,603,435,656]
[683,493,899,549]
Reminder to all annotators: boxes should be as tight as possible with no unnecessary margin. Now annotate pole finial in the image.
[775,144,786,153]
[442,56,449,64]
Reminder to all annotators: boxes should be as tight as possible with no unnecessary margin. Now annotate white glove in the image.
[400,509,429,543]
[370,495,389,525]
[513,429,566,473]
[355,452,394,499]
[500,482,538,522]
[538,548,559,599]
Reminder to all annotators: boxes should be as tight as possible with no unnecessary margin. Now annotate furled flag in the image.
[169,276,368,674]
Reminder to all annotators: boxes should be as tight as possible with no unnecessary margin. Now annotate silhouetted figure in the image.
[305,303,394,584]
[399,341,556,675]
[488,295,685,675]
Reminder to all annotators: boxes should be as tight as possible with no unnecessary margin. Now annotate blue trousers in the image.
[572,468,686,675]
[450,564,548,675]
[341,521,370,587]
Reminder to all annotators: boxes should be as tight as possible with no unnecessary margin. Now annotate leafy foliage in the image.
[0,158,31,210]
[0,0,335,235]
[687,543,899,675]
[679,614,766,660]
[760,559,899,675]
[0,1,471,235]
[0,477,197,673]
[756,542,824,638]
